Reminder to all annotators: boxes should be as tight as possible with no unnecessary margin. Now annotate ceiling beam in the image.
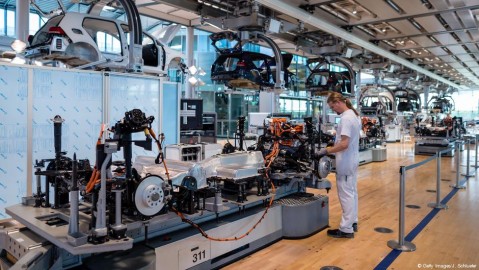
[374,27,479,41]
[391,41,479,51]
[149,0,229,18]
[347,5,479,27]
[255,0,463,89]
[138,6,191,26]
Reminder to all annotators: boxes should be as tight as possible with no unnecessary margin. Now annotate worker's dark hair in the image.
[327,92,359,116]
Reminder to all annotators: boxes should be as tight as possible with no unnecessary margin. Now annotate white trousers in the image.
[336,171,358,233]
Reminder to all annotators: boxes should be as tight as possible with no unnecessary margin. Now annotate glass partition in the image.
[0,66,28,218]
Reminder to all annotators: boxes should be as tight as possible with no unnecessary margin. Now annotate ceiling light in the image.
[10,40,27,53]
[11,57,26,65]
[197,78,205,86]
[188,76,198,85]
[384,0,405,14]
[197,67,206,76]
[352,6,358,14]
[188,65,198,75]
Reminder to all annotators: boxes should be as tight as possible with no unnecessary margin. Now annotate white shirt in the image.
[335,109,361,176]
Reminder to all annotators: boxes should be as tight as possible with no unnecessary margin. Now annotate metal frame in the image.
[255,0,461,89]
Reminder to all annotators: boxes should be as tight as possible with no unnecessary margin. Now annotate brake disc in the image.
[317,156,332,179]
[134,175,165,216]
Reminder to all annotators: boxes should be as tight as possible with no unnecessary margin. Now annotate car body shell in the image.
[25,12,184,75]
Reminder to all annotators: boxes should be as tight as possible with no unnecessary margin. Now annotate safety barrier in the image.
[387,136,477,252]
[473,134,479,169]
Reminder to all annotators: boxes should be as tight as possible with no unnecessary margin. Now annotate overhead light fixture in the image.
[10,40,27,53]
[188,76,198,85]
[187,65,206,86]
[188,65,198,75]
[352,6,358,14]
[11,57,26,65]
[197,67,206,76]
[383,0,405,14]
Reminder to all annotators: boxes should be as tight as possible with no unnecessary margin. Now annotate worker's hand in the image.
[316,148,328,158]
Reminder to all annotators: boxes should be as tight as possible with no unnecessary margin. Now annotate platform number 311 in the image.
[192,248,206,263]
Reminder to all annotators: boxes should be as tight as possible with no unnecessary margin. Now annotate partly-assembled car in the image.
[24,12,184,75]
[359,86,396,116]
[209,31,295,90]
[305,57,355,96]
[394,88,421,113]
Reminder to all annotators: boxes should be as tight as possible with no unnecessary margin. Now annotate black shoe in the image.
[353,223,358,232]
[327,229,354,238]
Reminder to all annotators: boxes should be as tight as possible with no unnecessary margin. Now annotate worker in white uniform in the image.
[317,92,361,238]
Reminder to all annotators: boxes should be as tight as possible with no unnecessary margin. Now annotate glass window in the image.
[142,34,154,45]
[29,13,41,35]
[6,10,15,37]
[0,9,5,35]
[279,97,322,121]
[30,15,64,45]
[83,18,122,55]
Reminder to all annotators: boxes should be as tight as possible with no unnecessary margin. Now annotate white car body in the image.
[25,12,184,75]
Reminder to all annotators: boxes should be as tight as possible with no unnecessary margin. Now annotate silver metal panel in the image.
[391,0,428,14]
[415,16,446,33]
[155,206,282,270]
[447,45,468,55]
[102,71,109,129]
[462,71,476,77]
[455,31,473,44]
[469,29,479,41]
[434,33,458,45]
[449,62,465,68]
[355,0,397,18]
[389,20,422,36]
[135,151,264,187]
[431,0,453,9]
[440,11,464,30]
[6,204,133,255]
[457,54,475,63]
[456,10,477,28]
[449,0,466,8]
[409,36,437,48]
[428,47,448,56]
[415,144,454,157]
[279,195,328,238]
[465,43,479,53]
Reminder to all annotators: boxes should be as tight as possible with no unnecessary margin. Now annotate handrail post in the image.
[428,151,448,209]
[388,166,416,251]
[473,134,479,169]
[451,141,466,189]
[462,137,475,177]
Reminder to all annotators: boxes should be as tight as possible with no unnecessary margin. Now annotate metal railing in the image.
[462,135,476,178]
[387,136,478,252]
[474,134,479,169]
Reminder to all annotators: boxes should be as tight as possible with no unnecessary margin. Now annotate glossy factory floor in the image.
[223,142,479,270]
